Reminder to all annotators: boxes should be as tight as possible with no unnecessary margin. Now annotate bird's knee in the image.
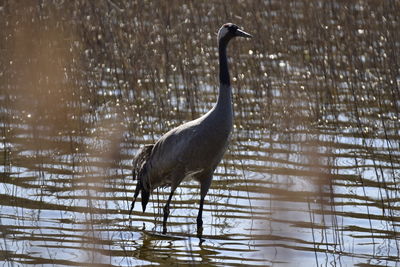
[196,216,203,227]
[163,205,170,217]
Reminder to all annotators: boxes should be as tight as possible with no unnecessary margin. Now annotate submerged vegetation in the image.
[0,1,399,266]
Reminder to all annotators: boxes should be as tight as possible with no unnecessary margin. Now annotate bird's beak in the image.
[236,28,252,38]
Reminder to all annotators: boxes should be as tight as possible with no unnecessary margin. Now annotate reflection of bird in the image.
[130,23,252,237]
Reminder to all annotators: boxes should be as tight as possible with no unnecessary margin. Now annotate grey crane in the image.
[130,23,252,237]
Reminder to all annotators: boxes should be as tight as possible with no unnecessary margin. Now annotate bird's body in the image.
[145,85,232,189]
[130,23,252,237]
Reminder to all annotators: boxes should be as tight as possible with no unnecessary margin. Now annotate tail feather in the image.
[132,144,153,180]
[129,179,142,215]
[141,189,150,212]
[130,144,153,214]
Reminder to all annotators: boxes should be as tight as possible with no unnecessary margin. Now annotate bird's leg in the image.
[196,196,205,238]
[129,201,135,216]
[162,188,176,235]
[197,178,211,238]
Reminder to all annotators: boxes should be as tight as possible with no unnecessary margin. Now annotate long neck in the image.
[218,39,230,87]
[203,38,232,130]
[216,39,233,111]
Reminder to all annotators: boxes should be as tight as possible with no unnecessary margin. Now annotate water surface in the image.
[1,1,400,266]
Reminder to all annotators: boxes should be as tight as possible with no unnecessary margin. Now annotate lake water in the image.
[1,1,399,266]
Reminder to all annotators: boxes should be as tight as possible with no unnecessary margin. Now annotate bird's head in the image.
[217,23,252,43]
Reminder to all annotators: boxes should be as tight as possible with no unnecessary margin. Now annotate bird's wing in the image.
[147,120,200,181]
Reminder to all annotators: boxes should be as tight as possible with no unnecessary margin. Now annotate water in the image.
[1,1,400,266]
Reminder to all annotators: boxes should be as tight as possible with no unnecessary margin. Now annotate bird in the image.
[130,23,252,237]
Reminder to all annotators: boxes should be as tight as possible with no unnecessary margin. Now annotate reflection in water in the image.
[1,1,400,266]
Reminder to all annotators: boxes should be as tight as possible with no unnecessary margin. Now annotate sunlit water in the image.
[1,1,400,266]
